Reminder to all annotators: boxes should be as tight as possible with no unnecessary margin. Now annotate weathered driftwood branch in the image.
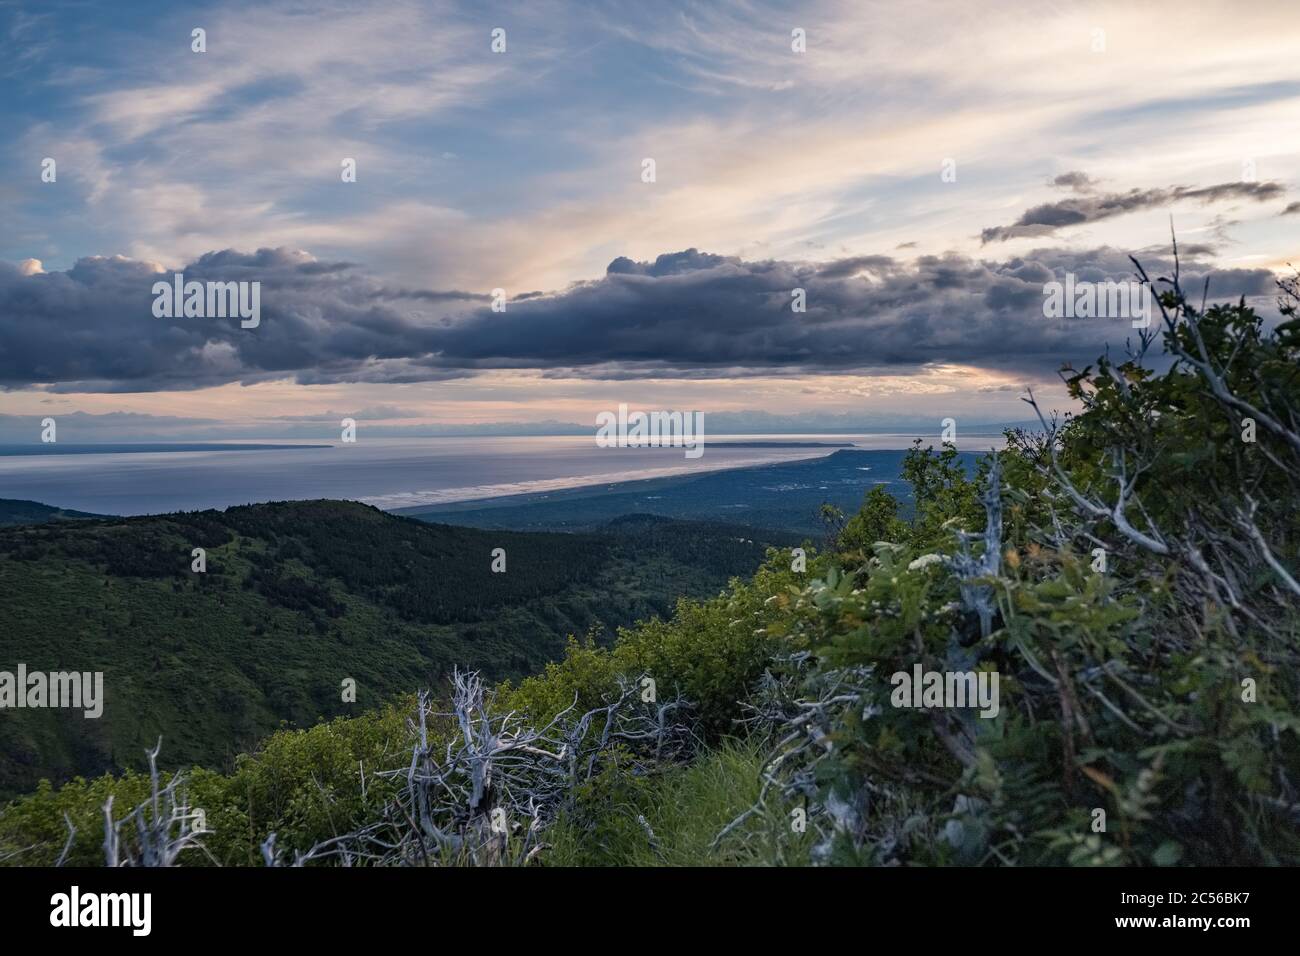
[948,454,1003,639]
[100,738,212,867]
[267,668,694,866]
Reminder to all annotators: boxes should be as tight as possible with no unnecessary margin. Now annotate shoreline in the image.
[0,435,1009,518]
[376,446,854,512]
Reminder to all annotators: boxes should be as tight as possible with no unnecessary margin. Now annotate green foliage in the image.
[543,739,810,866]
[771,274,1300,866]
[898,440,983,549]
[837,485,907,557]
[503,549,827,737]
[1,546,824,866]
[0,501,784,798]
[1,702,412,866]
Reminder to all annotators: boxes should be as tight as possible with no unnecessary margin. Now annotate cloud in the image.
[266,405,419,421]
[1134,241,1219,259]
[1283,201,1300,216]
[0,411,222,443]
[606,250,735,277]
[11,1,1300,300]
[815,255,898,279]
[1051,171,1099,193]
[0,410,593,442]
[981,181,1286,243]
[0,248,481,392]
[0,244,1278,393]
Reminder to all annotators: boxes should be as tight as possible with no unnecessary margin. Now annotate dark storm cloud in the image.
[385,287,491,302]
[1134,241,1219,258]
[981,180,1286,243]
[0,245,1278,392]
[0,249,482,392]
[1051,171,1098,192]
[606,249,734,276]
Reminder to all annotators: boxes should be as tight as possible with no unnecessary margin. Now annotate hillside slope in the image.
[0,498,103,527]
[0,499,799,798]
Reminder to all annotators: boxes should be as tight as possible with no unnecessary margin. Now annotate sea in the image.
[0,433,1008,517]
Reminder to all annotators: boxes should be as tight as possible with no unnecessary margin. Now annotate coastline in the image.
[0,434,1007,518]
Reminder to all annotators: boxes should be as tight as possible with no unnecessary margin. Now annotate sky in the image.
[2,0,1299,440]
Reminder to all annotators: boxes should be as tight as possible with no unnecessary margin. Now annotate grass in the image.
[543,738,812,867]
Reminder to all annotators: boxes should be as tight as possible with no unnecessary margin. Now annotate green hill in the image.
[0,499,798,798]
[0,499,103,527]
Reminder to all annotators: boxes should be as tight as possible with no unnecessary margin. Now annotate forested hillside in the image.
[0,501,797,798]
[0,499,102,527]
[3,258,1299,868]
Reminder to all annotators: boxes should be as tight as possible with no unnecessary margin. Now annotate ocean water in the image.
[0,433,1007,516]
